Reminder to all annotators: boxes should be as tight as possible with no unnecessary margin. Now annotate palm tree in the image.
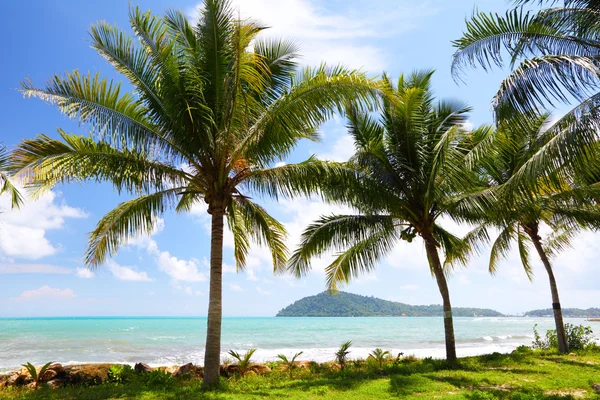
[288,71,488,363]
[0,143,23,208]
[452,1,600,190]
[227,348,256,377]
[276,351,304,379]
[463,114,600,353]
[13,1,377,385]
[369,348,390,369]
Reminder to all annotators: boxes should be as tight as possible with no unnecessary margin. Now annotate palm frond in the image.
[324,227,399,291]
[235,65,379,166]
[0,144,24,209]
[489,224,516,275]
[288,214,398,279]
[12,131,190,196]
[230,196,288,273]
[451,8,600,78]
[517,225,535,280]
[19,71,183,157]
[86,188,184,266]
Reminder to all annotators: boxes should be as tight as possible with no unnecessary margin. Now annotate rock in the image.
[293,361,313,369]
[172,363,202,378]
[158,365,179,374]
[64,364,112,385]
[25,381,37,390]
[219,365,229,377]
[40,369,57,383]
[245,370,257,376]
[249,364,271,375]
[134,363,152,373]
[41,363,65,383]
[6,372,26,387]
[46,379,64,389]
[592,383,600,394]
[173,362,194,377]
[225,364,240,377]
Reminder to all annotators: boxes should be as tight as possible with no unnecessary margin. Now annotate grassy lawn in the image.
[1,349,599,399]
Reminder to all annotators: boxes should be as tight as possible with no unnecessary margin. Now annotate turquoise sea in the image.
[0,317,598,373]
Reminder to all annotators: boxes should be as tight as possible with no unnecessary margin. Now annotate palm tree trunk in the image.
[528,228,569,354]
[203,210,225,386]
[423,234,457,364]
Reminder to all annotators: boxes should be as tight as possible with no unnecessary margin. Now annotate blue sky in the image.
[1,0,598,317]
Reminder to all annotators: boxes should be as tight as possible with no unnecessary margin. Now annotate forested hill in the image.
[276,291,504,317]
[524,308,600,318]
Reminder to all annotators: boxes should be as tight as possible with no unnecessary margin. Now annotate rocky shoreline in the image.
[0,360,318,390]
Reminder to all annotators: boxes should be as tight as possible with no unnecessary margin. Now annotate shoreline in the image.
[2,317,597,375]
[0,342,528,375]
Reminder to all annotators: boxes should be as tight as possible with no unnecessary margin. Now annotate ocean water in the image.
[0,317,598,373]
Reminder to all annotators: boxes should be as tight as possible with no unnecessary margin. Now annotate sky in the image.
[0,0,598,317]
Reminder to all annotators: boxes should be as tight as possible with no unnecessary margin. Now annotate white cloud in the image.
[0,190,87,259]
[76,267,95,279]
[156,251,206,282]
[107,260,153,282]
[184,286,202,296]
[14,285,76,301]
[317,134,355,162]
[191,0,437,71]
[256,286,271,296]
[126,219,207,282]
[0,263,71,274]
[229,283,244,292]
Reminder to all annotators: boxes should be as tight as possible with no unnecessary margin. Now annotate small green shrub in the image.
[276,351,303,379]
[514,345,532,354]
[228,348,257,377]
[532,323,595,351]
[369,348,390,369]
[107,364,134,384]
[334,340,352,370]
[21,362,53,387]
[140,369,174,386]
[350,357,365,371]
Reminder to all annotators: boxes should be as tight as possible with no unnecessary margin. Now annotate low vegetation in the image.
[1,347,600,399]
[276,352,304,379]
[533,324,597,351]
[227,349,257,377]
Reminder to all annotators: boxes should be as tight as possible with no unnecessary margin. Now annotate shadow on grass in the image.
[0,382,227,400]
[389,375,437,396]
[463,389,583,400]
[426,374,494,390]
[543,357,600,371]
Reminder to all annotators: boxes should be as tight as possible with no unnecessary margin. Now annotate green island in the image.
[524,309,600,318]
[1,348,600,399]
[276,292,505,317]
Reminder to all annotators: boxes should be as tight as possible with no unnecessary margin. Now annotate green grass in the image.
[2,349,600,399]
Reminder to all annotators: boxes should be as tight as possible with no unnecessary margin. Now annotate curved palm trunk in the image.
[423,234,457,364]
[203,210,224,386]
[528,229,569,354]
